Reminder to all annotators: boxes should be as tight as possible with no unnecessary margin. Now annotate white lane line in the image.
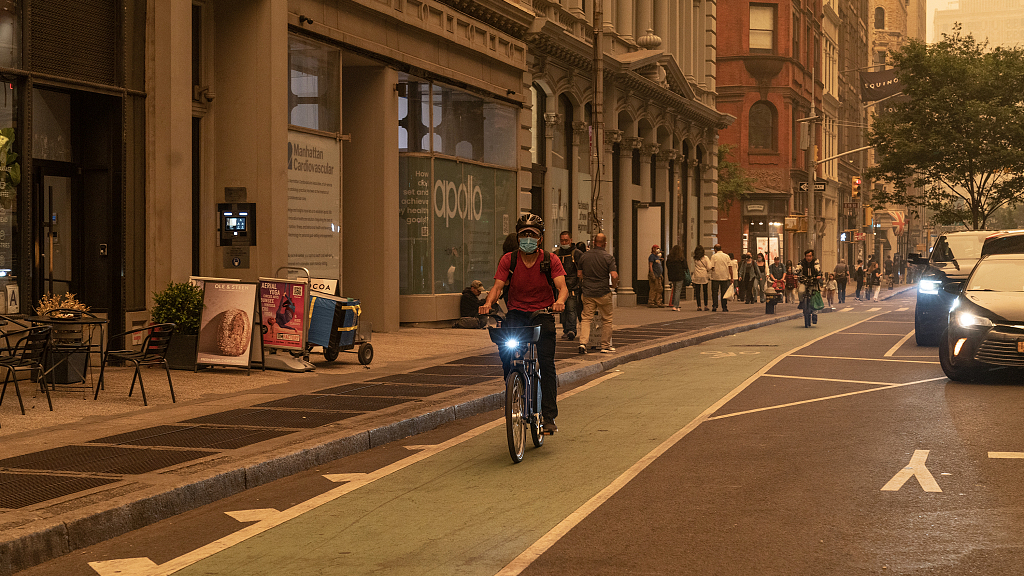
[896,307,909,311]
[884,330,917,357]
[758,374,897,386]
[789,354,939,364]
[881,450,942,492]
[707,377,947,421]
[495,313,889,576]
[989,452,1024,458]
[88,373,624,576]
[835,332,905,336]
[864,320,915,324]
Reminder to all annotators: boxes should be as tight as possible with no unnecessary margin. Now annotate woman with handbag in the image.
[798,249,823,328]
[666,245,689,311]
[691,246,712,311]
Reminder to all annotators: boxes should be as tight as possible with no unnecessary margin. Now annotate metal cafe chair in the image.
[40,308,105,391]
[0,326,53,415]
[96,323,176,406]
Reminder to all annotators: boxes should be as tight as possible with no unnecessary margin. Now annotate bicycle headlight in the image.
[957,312,993,328]
[505,339,519,349]
[919,280,941,295]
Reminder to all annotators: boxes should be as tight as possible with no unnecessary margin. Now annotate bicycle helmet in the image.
[515,213,545,235]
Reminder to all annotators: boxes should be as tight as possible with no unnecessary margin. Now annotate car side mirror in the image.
[907,252,926,265]
[943,282,962,295]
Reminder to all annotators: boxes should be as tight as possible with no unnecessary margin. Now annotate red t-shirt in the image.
[495,250,566,312]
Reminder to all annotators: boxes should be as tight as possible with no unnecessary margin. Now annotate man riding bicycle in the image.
[479,213,569,434]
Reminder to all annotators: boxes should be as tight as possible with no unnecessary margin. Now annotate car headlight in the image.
[919,279,941,295]
[956,312,994,328]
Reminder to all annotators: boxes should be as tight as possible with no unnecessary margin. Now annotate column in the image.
[636,0,653,41]
[617,136,643,305]
[617,0,634,43]
[572,120,589,238]
[602,129,621,238]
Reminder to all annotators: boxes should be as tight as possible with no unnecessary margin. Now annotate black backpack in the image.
[500,250,555,305]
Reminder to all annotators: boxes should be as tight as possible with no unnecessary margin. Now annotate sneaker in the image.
[704,306,710,311]
[578,344,587,354]
[565,331,576,340]
[542,417,558,434]
[601,346,616,353]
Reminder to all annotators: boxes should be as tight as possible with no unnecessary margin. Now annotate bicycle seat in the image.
[488,325,541,346]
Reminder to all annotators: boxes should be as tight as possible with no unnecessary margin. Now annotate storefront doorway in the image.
[31,88,121,316]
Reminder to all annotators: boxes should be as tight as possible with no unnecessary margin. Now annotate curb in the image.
[0,290,915,574]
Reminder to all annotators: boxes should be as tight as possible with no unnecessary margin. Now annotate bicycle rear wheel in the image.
[505,370,526,463]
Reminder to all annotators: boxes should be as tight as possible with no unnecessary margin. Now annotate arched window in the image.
[874,7,885,29]
[749,102,775,151]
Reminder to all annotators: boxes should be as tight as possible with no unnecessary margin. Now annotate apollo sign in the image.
[434,175,484,227]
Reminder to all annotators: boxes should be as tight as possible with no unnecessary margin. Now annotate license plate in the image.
[1018,341,1024,353]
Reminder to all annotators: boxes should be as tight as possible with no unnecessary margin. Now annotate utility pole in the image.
[805,6,818,258]
[590,0,605,236]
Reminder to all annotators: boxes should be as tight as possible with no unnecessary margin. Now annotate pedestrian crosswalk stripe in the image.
[896,307,909,311]
[867,307,881,312]
[840,307,854,312]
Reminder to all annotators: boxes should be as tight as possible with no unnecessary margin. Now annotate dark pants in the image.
[855,281,864,300]
[694,283,709,307]
[711,280,730,311]
[560,290,578,336]
[501,309,558,420]
[802,290,818,327]
[837,278,847,303]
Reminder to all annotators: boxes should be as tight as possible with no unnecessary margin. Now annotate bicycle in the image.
[487,310,552,463]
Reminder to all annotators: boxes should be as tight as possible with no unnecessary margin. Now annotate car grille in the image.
[974,329,1024,366]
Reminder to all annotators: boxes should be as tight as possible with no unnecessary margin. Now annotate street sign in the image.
[854,232,865,241]
[798,181,827,192]
[844,202,857,216]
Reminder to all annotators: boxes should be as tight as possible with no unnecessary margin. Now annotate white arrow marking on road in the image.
[224,509,280,523]
[989,452,1024,458]
[322,472,370,483]
[89,373,624,576]
[700,351,760,359]
[881,450,942,492]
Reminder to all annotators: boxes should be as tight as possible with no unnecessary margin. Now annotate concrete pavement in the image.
[0,286,915,575]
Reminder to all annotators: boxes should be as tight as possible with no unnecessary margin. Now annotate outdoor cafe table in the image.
[23,314,108,388]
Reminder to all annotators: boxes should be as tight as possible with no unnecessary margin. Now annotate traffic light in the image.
[864,206,874,226]
[852,177,861,199]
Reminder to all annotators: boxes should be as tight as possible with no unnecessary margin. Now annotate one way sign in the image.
[799,181,827,192]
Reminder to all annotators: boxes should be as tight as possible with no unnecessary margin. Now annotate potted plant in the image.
[36,292,91,384]
[151,281,204,370]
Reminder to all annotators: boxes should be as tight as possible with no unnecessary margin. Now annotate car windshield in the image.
[933,235,986,262]
[966,259,1024,292]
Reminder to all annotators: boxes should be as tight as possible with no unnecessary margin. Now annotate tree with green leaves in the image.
[717,144,756,212]
[865,27,1024,229]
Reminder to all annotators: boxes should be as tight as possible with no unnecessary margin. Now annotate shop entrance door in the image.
[34,164,77,301]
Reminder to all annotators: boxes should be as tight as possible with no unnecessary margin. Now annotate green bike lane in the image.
[61,310,885,576]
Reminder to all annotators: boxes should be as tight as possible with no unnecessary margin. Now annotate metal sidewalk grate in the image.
[313,383,457,398]
[181,408,361,428]
[88,425,295,450]
[367,374,493,385]
[444,355,502,365]
[0,445,217,475]
[410,365,495,376]
[254,395,415,411]
[0,472,121,509]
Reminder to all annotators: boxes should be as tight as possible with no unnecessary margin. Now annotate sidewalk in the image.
[0,286,915,574]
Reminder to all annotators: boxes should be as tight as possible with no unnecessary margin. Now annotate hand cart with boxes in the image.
[306,293,373,365]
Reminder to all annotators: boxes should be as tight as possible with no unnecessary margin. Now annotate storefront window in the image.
[398,75,517,295]
[288,35,340,133]
[0,81,18,312]
[0,1,20,69]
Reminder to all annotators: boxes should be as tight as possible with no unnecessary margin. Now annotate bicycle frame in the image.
[489,317,547,463]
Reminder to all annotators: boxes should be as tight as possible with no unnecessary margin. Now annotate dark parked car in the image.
[912,231,993,345]
[939,253,1024,381]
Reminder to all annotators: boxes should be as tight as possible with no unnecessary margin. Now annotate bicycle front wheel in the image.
[505,370,526,463]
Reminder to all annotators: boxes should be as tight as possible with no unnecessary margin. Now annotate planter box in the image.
[112,330,196,371]
[45,352,89,385]
[165,334,198,371]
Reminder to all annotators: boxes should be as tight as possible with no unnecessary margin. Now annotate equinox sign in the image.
[434,175,484,227]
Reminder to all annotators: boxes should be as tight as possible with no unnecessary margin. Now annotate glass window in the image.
[874,7,885,29]
[0,1,20,69]
[749,102,775,150]
[750,5,775,52]
[288,35,340,133]
[967,257,1024,292]
[398,76,431,153]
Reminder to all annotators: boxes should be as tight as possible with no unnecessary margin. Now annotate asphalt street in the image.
[19,292,1024,576]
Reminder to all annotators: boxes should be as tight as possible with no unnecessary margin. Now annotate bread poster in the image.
[196,282,259,366]
[258,279,307,351]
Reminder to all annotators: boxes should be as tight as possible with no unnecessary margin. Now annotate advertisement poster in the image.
[259,278,307,351]
[287,130,341,280]
[197,282,259,367]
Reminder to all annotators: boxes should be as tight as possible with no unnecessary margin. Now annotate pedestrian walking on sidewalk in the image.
[692,245,711,311]
[825,273,837,309]
[709,244,733,312]
[479,213,569,434]
[867,261,882,301]
[666,244,688,311]
[555,231,583,340]
[647,245,664,307]
[834,259,849,303]
[577,233,619,354]
[784,261,798,304]
[854,259,866,301]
